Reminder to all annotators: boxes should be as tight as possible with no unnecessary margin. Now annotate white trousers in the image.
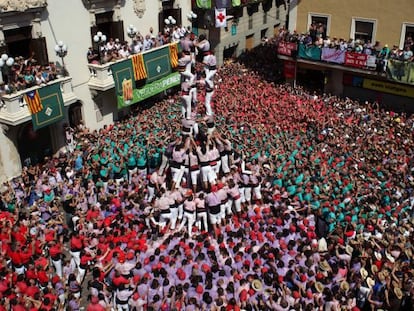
[205,89,214,116]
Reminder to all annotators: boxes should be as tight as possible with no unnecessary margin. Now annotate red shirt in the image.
[87,303,106,311]
[20,248,33,264]
[9,250,22,266]
[25,285,40,298]
[70,236,83,251]
[49,244,62,259]
[37,270,49,284]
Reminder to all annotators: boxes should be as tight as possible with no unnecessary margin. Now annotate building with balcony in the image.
[280,0,414,112]
[0,0,287,182]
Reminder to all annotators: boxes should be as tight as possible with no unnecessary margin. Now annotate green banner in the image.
[196,0,211,9]
[117,72,180,109]
[32,82,65,130]
[111,58,136,108]
[298,43,322,60]
[143,46,172,83]
[386,59,414,85]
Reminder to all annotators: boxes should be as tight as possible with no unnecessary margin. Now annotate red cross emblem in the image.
[217,13,225,23]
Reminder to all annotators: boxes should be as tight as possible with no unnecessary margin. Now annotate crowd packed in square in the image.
[0,30,413,311]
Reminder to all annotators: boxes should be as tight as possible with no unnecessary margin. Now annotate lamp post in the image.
[187,11,197,32]
[127,24,137,39]
[164,16,177,40]
[0,54,14,85]
[54,41,68,77]
[93,31,107,64]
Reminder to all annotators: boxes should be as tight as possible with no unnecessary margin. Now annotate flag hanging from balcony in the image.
[196,0,211,9]
[169,42,179,68]
[216,0,231,8]
[132,54,147,81]
[24,90,43,115]
[232,0,241,6]
[215,8,227,28]
[31,82,65,131]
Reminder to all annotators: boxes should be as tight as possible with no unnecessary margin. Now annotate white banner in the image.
[215,8,227,28]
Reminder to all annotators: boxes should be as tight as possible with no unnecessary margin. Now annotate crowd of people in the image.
[87,25,190,65]
[0,35,414,311]
[0,53,59,96]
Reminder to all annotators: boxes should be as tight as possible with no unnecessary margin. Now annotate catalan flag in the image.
[132,53,147,81]
[24,90,43,115]
[169,43,179,68]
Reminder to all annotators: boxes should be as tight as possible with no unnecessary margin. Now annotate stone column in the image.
[0,125,22,183]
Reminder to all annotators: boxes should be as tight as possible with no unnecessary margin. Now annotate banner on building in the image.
[283,60,296,79]
[363,78,414,98]
[111,58,137,107]
[344,52,368,68]
[277,41,297,57]
[31,82,65,131]
[196,0,211,9]
[112,44,179,109]
[298,43,321,60]
[386,59,414,85]
[117,72,180,109]
[24,90,43,114]
[215,8,227,28]
[143,45,172,83]
[321,48,345,64]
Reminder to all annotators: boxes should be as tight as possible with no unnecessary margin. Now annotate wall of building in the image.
[295,0,414,47]
[0,125,21,183]
[216,3,287,64]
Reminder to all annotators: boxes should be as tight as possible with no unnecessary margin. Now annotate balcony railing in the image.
[87,43,180,92]
[87,62,114,91]
[0,76,77,126]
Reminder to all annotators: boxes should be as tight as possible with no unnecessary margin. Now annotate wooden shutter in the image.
[29,37,49,66]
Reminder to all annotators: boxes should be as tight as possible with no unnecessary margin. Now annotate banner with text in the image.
[344,52,368,68]
[277,41,297,57]
[117,72,180,109]
[321,48,345,64]
[298,44,321,60]
[31,82,65,131]
[386,59,414,85]
[363,78,414,98]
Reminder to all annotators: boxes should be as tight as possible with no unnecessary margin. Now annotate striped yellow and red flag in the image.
[24,90,43,114]
[169,43,179,68]
[132,53,147,81]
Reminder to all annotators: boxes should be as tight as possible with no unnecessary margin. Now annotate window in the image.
[351,18,376,44]
[400,23,414,49]
[248,16,253,30]
[308,14,330,39]
[261,28,268,39]
[91,11,124,44]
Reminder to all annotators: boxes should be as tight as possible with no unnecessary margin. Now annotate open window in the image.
[308,13,330,39]
[399,23,414,49]
[351,18,376,43]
